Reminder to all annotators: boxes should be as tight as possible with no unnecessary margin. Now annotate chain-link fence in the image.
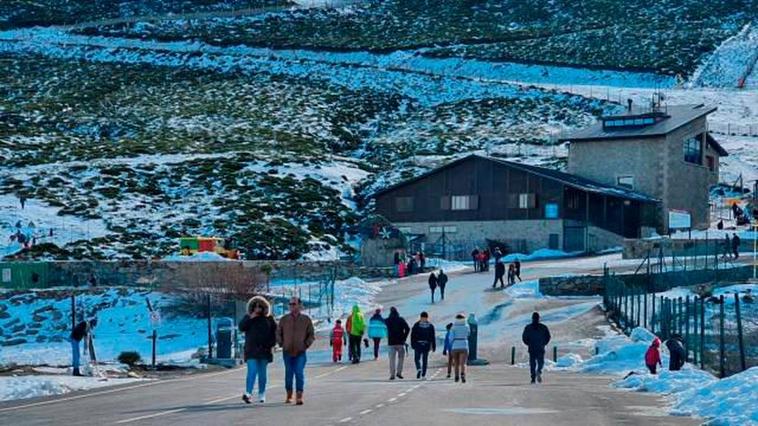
[604,271,755,377]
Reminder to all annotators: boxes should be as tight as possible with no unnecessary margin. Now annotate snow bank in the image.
[504,280,543,299]
[502,249,580,262]
[690,23,758,88]
[0,375,142,402]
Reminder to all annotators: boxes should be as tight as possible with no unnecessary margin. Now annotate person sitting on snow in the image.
[666,334,686,371]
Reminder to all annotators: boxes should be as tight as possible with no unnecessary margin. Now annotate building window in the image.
[617,175,634,190]
[451,195,478,211]
[566,192,581,210]
[706,156,715,172]
[429,226,457,234]
[684,136,702,165]
[395,196,414,212]
[518,193,536,209]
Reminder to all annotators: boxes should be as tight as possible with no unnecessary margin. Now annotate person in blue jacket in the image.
[442,322,454,378]
[367,308,388,360]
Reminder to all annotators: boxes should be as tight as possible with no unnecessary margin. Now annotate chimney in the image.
[627,98,633,111]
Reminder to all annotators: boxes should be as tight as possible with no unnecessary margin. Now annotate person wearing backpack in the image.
[367,308,388,360]
[346,305,366,364]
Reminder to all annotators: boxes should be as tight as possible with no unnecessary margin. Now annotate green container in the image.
[179,237,199,251]
[0,262,51,289]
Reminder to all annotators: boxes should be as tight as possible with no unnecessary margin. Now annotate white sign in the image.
[1,268,10,283]
[149,310,162,328]
[668,209,691,229]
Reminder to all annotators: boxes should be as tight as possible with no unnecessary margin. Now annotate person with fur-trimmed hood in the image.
[239,296,277,404]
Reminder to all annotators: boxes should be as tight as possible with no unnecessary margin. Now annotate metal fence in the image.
[603,271,756,377]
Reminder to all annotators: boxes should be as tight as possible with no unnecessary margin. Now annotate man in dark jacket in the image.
[70,318,97,376]
[666,334,686,371]
[493,261,505,289]
[522,312,550,384]
[437,270,448,300]
[471,248,480,272]
[732,233,741,260]
[239,296,277,403]
[410,311,436,379]
[385,307,410,380]
[428,271,438,304]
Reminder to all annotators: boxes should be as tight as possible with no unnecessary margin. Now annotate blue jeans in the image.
[245,359,268,395]
[414,348,430,376]
[529,351,545,381]
[283,352,307,392]
[71,339,81,368]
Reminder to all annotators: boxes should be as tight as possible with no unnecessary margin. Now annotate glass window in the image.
[395,196,414,212]
[684,136,702,164]
[451,195,478,210]
[518,193,536,209]
[617,175,634,189]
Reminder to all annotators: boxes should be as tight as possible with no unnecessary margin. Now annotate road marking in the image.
[114,408,186,424]
[315,366,347,379]
[375,404,384,408]
[388,397,397,402]
[359,409,372,415]
[398,392,407,397]
[0,368,240,413]
[338,417,352,423]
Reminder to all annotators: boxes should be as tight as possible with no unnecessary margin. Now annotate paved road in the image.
[0,355,698,426]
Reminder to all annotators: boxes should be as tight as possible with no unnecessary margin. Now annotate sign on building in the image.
[545,203,559,219]
[668,209,691,229]
[1,268,10,283]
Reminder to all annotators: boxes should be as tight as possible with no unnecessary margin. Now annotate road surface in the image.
[0,355,698,425]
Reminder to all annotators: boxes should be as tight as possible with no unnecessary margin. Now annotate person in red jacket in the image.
[645,337,663,374]
[330,320,347,363]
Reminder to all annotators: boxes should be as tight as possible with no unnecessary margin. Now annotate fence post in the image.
[651,292,656,334]
[719,295,725,378]
[636,290,641,328]
[643,291,648,329]
[152,330,157,368]
[699,296,705,370]
[685,296,691,362]
[511,346,516,365]
[207,293,213,359]
[623,285,628,329]
[677,297,683,336]
[693,297,699,365]
[630,287,635,328]
[734,293,746,372]
[553,346,558,363]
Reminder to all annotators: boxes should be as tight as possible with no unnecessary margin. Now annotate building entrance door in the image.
[563,221,586,252]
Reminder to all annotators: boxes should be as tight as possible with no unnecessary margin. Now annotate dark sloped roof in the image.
[558,104,718,143]
[705,132,728,157]
[371,154,659,203]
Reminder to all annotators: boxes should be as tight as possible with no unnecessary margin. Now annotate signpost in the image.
[668,209,691,237]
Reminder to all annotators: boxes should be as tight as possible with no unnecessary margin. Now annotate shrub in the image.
[117,351,142,366]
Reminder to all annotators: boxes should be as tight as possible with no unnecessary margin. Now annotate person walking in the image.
[70,318,97,377]
[239,296,277,404]
[367,308,388,360]
[732,233,741,260]
[419,251,426,272]
[666,334,686,371]
[514,260,522,282]
[276,297,315,405]
[428,271,438,304]
[410,312,436,379]
[493,247,503,263]
[493,260,505,289]
[449,314,470,383]
[330,319,347,363]
[437,269,448,300]
[644,337,663,374]
[723,235,732,260]
[346,304,366,364]
[522,312,551,384]
[385,307,410,380]
[442,322,454,379]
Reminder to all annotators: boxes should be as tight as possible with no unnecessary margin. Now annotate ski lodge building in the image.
[371,104,727,254]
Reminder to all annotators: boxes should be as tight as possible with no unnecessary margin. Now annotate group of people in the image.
[470,247,491,272]
[427,269,448,303]
[722,233,742,260]
[493,259,521,289]
[644,333,686,374]
[393,250,426,277]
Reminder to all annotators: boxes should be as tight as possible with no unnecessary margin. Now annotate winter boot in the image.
[396,373,404,379]
[454,375,459,383]
[390,375,395,380]
[258,391,266,403]
[416,370,422,379]
[461,374,466,384]
[242,394,251,404]
[537,372,542,383]
[285,390,293,404]
[296,391,304,406]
